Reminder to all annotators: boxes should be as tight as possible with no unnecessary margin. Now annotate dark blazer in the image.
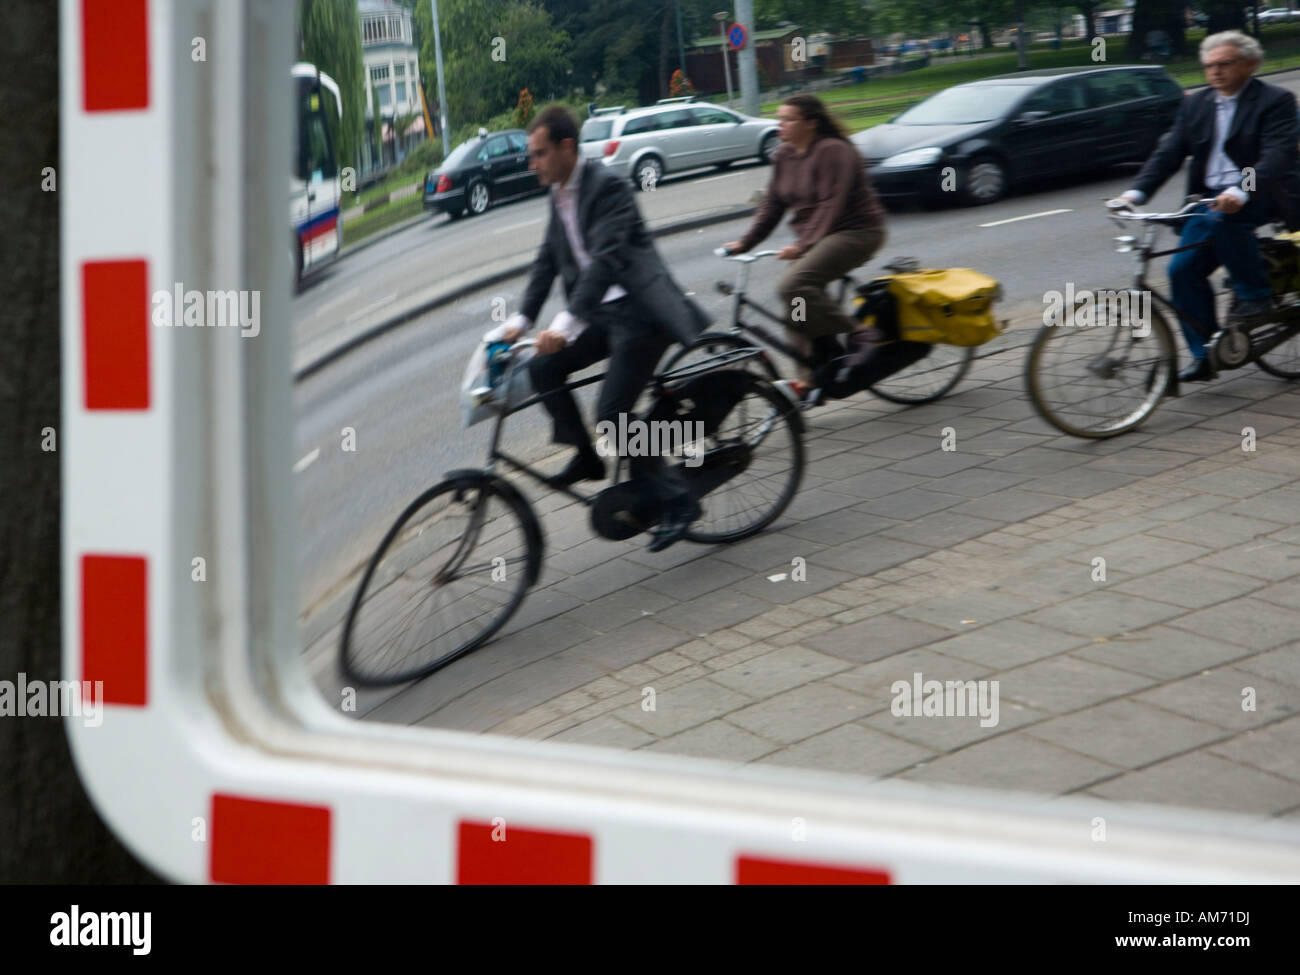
[1133,76,1300,229]
[520,159,710,345]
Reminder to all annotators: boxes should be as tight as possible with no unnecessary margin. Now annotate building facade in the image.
[359,0,425,174]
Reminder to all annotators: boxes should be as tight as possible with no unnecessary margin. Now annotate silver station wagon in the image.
[579,97,780,191]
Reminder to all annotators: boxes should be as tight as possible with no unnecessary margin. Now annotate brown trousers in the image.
[778,226,886,381]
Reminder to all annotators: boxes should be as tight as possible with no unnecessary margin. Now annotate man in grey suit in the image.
[501,105,711,551]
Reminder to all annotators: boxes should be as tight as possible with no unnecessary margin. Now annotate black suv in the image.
[423,128,542,219]
[851,66,1185,206]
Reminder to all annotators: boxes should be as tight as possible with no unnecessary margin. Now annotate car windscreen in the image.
[442,140,476,169]
[580,119,613,142]
[895,84,1034,125]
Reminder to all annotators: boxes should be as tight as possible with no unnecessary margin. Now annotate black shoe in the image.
[1178,358,1215,383]
[1228,298,1271,325]
[545,452,605,488]
[646,497,702,553]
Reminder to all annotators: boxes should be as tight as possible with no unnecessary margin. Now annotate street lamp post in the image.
[430,0,449,157]
[714,10,734,110]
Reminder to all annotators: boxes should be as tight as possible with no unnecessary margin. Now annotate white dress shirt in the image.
[1123,89,1249,206]
[504,160,626,345]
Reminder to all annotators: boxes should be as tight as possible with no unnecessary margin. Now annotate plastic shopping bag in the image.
[460,330,535,428]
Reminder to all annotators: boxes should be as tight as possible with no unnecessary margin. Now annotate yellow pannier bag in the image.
[884,268,1003,346]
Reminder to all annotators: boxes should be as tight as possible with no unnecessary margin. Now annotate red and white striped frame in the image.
[60,0,1300,884]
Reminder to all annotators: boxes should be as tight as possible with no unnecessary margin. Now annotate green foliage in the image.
[297,0,366,171]
[513,87,535,127]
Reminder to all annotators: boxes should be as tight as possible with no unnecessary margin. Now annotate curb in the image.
[294,203,757,382]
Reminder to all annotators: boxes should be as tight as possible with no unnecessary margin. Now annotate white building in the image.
[359,0,425,172]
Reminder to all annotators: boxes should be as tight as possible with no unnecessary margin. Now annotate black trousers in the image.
[527,302,690,507]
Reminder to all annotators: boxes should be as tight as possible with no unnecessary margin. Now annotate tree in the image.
[298,0,367,172]
[1203,0,1247,35]
[1075,0,1101,40]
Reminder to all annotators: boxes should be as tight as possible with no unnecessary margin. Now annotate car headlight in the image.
[878,147,943,169]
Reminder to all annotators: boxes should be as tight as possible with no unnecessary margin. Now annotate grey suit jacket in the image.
[520,159,711,345]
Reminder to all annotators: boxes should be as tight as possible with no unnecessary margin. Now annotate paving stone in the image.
[982,450,1093,476]
[708,645,854,699]
[1110,563,1264,610]
[828,468,931,501]
[783,509,901,546]
[816,537,933,577]
[860,698,1049,752]
[805,614,955,663]
[1180,468,1295,499]
[563,584,678,633]
[1017,469,1142,500]
[826,646,995,703]
[1135,667,1300,731]
[1248,577,1300,610]
[644,650,694,674]
[852,488,969,522]
[900,734,1121,794]
[1025,699,1228,768]
[783,487,870,521]
[569,618,692,670]
[1087,751,1300,815]
[758,724,936,777]
[926,468,1036,498]
[856,433,941,461]
[1147,493,1235,522]
[727,682,878,745]
[1072,625,1258,680]
[641,719,780,763]
[639,558,752,601]
[1084,534,1211,575]
[1234,643,1300,688]
[551,556,656,601]
[994,655,1156,713]
[1087,448,1198,476]
[949,489,1073,523]
[619,677,754,737]
[875,510,1006,550]
[955,429,1055,458]
[1167,598,1300,652]
[1197,538,1300,581]
[549,714,658,749]
[1207,715,1300,784]
[669,590,771,635]
[924,618,1091,669]
[894,589,1048,629]
[1221,486,1300,525]
[1021,590,1185,638]
[886,450,1000,477]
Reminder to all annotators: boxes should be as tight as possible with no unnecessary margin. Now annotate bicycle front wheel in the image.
[868,342,974,404]
[340,473,541,686]
[1024,296,1175,438]
[683,375,805,544]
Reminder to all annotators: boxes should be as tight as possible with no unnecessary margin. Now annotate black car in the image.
[423,127,542,219]
[852,66,1184,207]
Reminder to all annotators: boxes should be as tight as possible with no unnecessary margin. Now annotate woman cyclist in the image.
[723,94,890,392]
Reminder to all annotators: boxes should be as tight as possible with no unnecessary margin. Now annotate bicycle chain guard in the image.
[590,482,662,541]
[1208,327,1251,370]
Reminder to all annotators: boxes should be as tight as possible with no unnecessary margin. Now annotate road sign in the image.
[727,23,747,50]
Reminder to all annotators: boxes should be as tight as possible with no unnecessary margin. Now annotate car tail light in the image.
[435,173,451,193]
[603,140,620,157]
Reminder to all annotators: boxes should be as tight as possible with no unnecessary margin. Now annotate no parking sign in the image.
[727,23,747,50]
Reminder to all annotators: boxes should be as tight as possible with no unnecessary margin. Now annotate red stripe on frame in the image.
[457,821,592,885]
[302,216,338,244]
[210,795,332,885]
[82,260,150,410]
[736,855,891,885]
[80,554,148,706]
[82,0,149,111]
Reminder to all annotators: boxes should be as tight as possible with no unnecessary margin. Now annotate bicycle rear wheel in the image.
[1024,298,1175,438]
[661,331,780,379]
[682,375,804,544]
[1255,319,1300,379]
[867,343,974,404]
[340,473,541,686]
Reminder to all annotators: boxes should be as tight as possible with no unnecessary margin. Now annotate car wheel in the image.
[446,208,465,222]
[961,156,1007,206]
[634,156,663,192]
[467,181,490,215]
[713,160,733,171]
[759,133,778,164]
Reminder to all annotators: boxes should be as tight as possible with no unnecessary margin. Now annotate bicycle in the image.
[339,341,805,686]
[1025,198,1300,439]
[659,248,977,406]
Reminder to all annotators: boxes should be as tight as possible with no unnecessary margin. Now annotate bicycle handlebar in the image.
[1106,197,1218,222]
[713,247,782,261]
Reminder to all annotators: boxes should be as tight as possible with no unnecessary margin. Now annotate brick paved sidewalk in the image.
[306,328,1300,821]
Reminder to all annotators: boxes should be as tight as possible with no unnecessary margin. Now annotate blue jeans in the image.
[1167,200,1272,361]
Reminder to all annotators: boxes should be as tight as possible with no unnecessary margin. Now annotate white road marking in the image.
[492,218,543,234]
[293,447,321,473]
[344,293,397,323]
[978,208,1072,228]
[311,285,360,317]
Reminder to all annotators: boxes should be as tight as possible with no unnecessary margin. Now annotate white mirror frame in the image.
[61,0,1300,883]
